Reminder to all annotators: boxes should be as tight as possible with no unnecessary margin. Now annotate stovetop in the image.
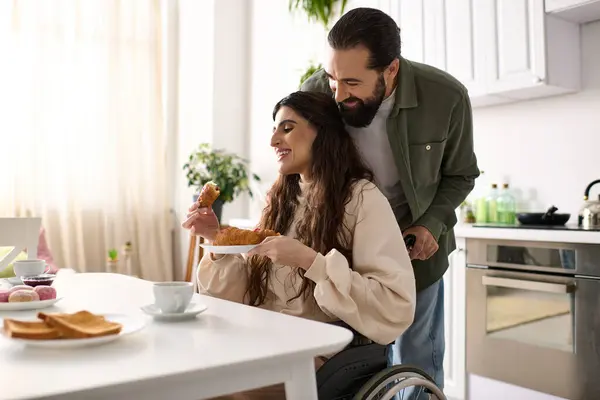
[472,223,600,232]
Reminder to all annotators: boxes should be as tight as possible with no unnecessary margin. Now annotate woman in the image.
[183,91,416,399]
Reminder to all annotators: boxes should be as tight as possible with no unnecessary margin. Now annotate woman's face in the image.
[271,106,317,178]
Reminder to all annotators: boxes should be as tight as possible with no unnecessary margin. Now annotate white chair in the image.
[0,217,41,271]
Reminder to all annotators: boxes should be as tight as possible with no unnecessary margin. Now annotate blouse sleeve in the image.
[304,183,416,345]
[197,252,248,304]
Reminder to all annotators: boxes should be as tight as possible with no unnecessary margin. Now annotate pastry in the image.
[213,227,280,246]
[0,288,10,303]
[34,285,57,301]
[9,285,34,295]
[197,181,220,208]
[8,289,40,302]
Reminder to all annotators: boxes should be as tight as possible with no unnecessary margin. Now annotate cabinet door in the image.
[480,0,546,94]
[393,0,487,98]
[392,0,422,63]
[443,237,466,400]
[444,0,487,97]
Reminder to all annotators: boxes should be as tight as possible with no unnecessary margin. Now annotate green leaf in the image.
[182,143,261,203]
[108,249,118,261]
[288,0,345,28]
[299,62,322,88]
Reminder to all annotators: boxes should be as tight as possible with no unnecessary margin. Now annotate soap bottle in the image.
[497,183,516,224]
[486,183,499,223]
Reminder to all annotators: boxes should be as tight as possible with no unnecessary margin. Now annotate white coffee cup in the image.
[153,282,194,314]
[13,259,47,278]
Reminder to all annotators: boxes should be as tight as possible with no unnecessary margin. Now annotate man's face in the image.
[325,45,391,127]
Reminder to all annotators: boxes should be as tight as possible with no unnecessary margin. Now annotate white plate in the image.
[1,313,147,348]
[141,302,208,322]
[0,297,63,311]
[199,244,257,254]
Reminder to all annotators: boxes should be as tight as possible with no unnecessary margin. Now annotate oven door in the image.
[466,267,600,400]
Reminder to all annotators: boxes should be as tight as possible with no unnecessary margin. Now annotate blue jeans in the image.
[387,278,445,400]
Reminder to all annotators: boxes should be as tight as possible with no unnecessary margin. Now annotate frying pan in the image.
[517,206,570,226]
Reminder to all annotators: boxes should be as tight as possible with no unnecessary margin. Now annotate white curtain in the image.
[0,0,174,281]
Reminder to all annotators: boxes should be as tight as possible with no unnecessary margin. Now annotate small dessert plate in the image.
[140,302,208,322]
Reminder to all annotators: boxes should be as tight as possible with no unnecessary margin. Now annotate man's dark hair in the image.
[327,7,401,70]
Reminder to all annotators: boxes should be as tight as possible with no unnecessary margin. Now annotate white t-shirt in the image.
[346,89,411,228]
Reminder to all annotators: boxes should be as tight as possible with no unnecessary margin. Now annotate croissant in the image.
[213,227,280,246]
[198,181,220,208]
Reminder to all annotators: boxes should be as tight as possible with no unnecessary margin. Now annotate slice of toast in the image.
[3,319,62,340]
[37,311,122,339]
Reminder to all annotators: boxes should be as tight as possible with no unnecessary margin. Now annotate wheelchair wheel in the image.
[353,365,446,400]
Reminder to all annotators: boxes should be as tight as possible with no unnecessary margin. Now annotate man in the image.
[301,7,479,398]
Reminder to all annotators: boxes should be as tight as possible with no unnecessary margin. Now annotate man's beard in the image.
[337,74,387,128]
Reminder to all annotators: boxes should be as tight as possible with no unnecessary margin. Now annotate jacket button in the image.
[425,144,431,150]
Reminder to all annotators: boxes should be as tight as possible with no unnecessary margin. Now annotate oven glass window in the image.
[486,245,576,269]
[485,278,574,353]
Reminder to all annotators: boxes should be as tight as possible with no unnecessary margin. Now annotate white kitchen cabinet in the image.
[392,0,581,107]
[443,237,466,400]
[546,0,600,23]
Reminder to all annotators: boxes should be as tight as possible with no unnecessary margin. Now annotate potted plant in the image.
[183,143,260,222]
[288,0,348,28]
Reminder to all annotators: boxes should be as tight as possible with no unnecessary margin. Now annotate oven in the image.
[466,239,600,400]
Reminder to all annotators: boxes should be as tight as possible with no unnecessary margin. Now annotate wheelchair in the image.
[316,322,446,400]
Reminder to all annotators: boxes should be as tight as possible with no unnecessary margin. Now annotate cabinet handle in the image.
[482,276,575,294]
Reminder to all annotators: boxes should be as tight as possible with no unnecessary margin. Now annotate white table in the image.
[0,273,353,399]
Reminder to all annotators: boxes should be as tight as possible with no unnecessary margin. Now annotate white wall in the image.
[172,0,214,278]
[247,0,394,220]
[173,0,251,278]
[248,0,329,220]
[471,20,600,220]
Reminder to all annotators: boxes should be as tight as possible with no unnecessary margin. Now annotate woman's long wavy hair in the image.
[245,91,374,307]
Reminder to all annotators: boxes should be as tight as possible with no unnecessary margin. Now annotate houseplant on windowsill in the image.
[183,143,260,222]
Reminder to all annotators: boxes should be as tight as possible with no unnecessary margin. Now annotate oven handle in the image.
[482,276,576,294]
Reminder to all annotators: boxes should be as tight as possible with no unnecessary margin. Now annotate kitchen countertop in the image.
[454,223,600,244]
[230,218,600,244]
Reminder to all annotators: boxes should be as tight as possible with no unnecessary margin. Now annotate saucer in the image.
[140,302,208,322]
[7,277,22,285]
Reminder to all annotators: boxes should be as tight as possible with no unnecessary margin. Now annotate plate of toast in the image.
[1,310,147,348]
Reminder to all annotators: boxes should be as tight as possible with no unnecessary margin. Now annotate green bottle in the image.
[497,183,516,224]
[486,184,499,223]
[474,170,488,223]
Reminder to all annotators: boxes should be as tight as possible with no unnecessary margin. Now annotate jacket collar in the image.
[390,57,418,116]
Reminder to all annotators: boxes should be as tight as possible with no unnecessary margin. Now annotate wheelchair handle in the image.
[404,234,416,250]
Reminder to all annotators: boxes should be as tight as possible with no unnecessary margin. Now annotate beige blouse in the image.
[197,180,416,345]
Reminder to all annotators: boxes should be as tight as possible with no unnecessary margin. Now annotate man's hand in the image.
[403,226,439,261]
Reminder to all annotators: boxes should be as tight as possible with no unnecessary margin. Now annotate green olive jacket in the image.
[300,57,480,291]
